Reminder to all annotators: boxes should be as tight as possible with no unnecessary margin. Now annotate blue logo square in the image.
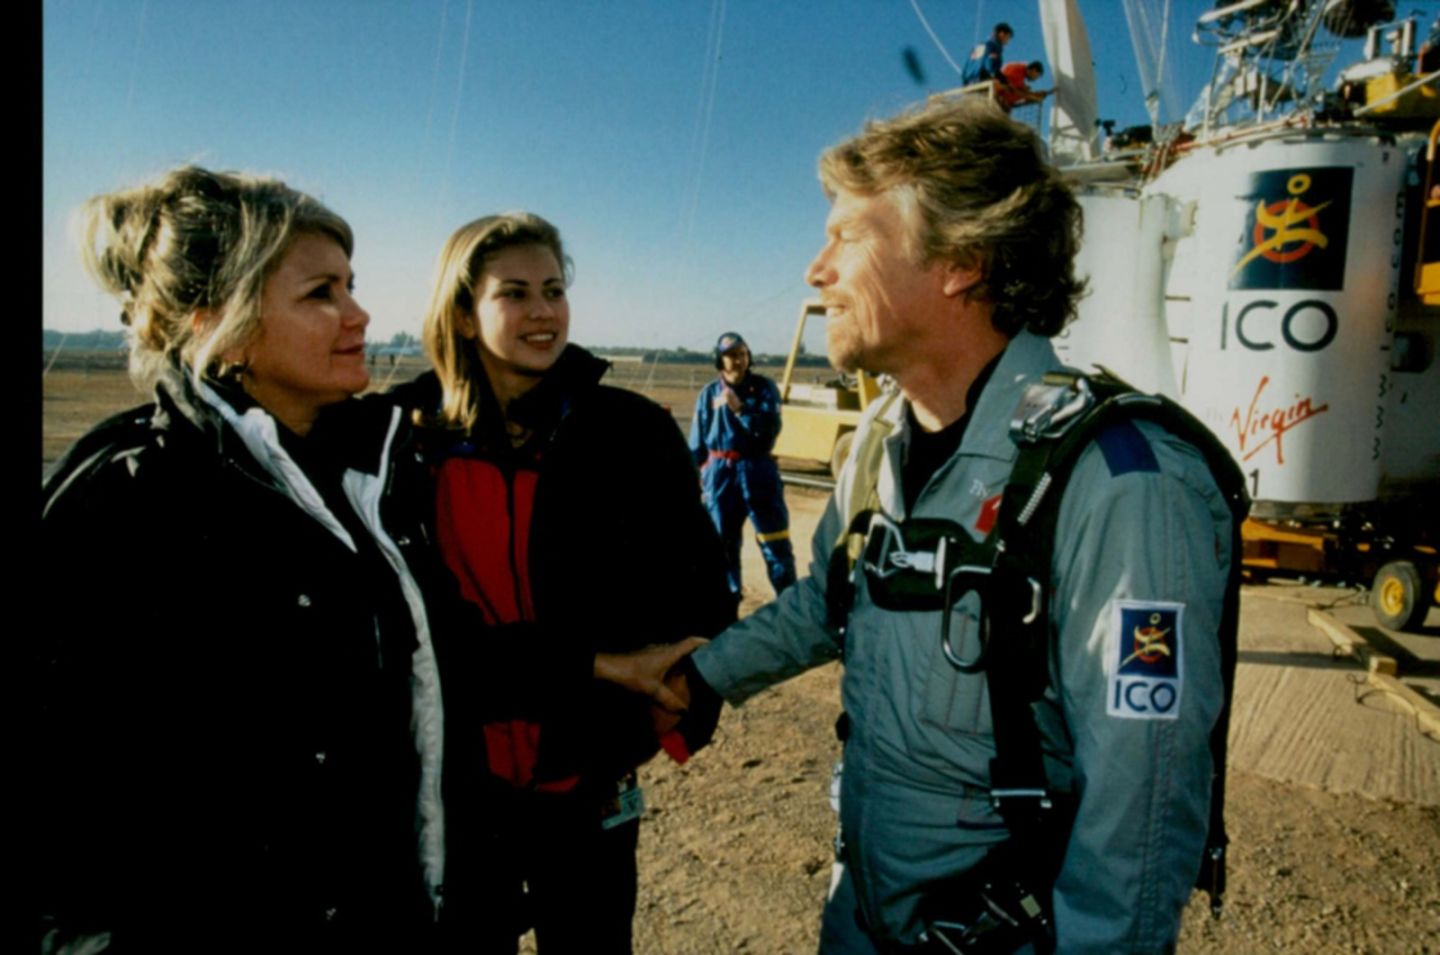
[1116,605,1180,678]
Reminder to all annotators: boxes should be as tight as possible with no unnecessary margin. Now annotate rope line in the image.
[120,0,150,165]
[910,0,964,76]
[678,0,728,266]
[415,0,451,189]
[43,332,72,379]
[438,0,475,213]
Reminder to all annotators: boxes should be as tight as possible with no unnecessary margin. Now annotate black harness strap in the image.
[985,370,1249,916]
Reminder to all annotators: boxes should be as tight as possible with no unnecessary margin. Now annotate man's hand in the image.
[594,637,707,713]
[714,386,742,414]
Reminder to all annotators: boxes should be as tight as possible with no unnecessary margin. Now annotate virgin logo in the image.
[1228,375,1330,465]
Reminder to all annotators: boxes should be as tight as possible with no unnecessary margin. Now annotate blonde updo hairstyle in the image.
[421,212,571,431]
[81,165,354,390]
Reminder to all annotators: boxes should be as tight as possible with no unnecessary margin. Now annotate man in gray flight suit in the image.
[660,97,1232,953]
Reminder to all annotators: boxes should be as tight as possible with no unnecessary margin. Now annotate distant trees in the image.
[369,331,422,356]
[42,329,126,351]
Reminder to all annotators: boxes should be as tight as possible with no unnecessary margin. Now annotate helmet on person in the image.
[714,331,748,369]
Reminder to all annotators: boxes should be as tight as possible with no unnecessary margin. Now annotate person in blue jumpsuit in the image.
[689,332,798,599]
[961,21,1012,85]
[652,97,1234,953]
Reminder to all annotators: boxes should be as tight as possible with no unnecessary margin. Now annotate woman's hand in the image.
[594,637,707,713]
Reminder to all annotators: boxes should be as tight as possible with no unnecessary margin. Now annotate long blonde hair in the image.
[420,212,570,430]
[80,165,353,390]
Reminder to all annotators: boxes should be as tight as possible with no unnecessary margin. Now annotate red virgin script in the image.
[1228,375,1330,464]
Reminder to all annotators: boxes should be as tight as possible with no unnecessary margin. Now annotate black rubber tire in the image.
[831,430,855,481]
[1371,560,1428,632]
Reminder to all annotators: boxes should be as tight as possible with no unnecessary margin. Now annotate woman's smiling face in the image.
[464,243,570,403]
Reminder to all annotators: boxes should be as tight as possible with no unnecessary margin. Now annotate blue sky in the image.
[43,0,1397,354]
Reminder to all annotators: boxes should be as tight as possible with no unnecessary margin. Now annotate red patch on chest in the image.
[974,493,1003,535]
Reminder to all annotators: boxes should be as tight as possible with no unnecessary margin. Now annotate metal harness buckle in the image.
[940,562,992,672]
[1010,375,1096,446]
[988,787,1054,814]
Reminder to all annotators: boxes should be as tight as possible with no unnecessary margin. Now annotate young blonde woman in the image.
[397,213,733,953]
[37,167,446,951]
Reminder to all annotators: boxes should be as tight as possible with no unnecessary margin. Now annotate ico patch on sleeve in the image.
[1107,600,1185,720]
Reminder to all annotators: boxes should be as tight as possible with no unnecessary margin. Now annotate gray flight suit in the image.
[692,330,1231,953]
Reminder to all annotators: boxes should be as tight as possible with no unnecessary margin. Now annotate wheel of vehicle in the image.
[1371,560,1428,632]
[831,430,855,481]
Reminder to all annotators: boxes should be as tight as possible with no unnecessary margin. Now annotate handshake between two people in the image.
[594,638,718,763]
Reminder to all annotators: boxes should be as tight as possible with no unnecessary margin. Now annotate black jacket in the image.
[36,366,444,952]
[392,347,735,793]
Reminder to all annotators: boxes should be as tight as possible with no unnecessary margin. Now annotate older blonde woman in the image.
[395,213,733,953]
[38,166,445,952]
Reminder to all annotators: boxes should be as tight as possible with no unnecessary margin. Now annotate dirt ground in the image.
[42,357,1440,953]
[635,677,1440,955]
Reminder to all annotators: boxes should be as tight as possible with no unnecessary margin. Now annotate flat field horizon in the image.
[41,350,835,475]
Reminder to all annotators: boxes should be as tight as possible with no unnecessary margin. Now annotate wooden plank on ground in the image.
[1307,608,1399,675]
[1366,671,1440,740]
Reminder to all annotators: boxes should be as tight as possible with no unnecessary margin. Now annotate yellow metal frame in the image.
[1415,119,1440,304]
[773,300,881,471]
[1240,518,1330,573]
[1362,71,1440,118]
